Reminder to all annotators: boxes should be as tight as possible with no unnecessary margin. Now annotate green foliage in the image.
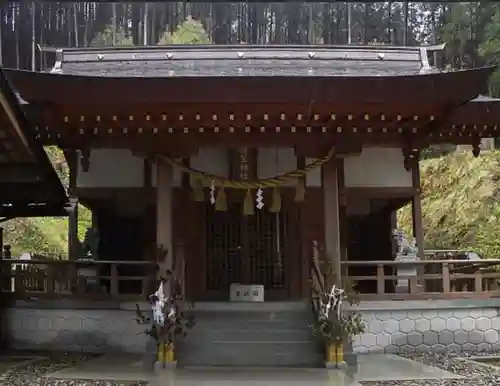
[90,26,133,46]
[399,150,500,259]
[479,5,500,96]
[3,147,91,258]
[310,260,365,345]
[311,311,365,346]
[158,17,210,45]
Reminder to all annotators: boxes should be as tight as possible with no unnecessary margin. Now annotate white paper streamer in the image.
[209,180,216,205]
[256,188,264,210]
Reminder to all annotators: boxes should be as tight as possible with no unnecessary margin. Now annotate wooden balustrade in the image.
[0,259,157,301]
[341,259,500,300]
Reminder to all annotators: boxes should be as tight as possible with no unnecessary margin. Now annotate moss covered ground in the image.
[398,150,500,258]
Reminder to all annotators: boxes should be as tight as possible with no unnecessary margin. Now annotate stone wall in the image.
[349,299,500,354]
[3,299,500,355]
[3,300,149,353]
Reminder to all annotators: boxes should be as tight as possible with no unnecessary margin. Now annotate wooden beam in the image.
[411,161,425,260]
[0,163,41,182]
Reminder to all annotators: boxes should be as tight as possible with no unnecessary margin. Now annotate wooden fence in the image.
[0,259,157,301]
[341,259,500,300]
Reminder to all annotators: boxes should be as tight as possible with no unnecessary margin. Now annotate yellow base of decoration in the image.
[326,343,343,363]
[158,343,176,364]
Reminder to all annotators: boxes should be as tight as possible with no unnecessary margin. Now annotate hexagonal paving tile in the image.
[383,319,399,334]
[476,317,492,332]
[491,317,500,330]
[415,319,431,332]
[483,309,498,319]
[462,343,477,352]
[476,342,492,353]
[390,311,407,321]
[399,319,415,333]
[469,309,483,318]
[360,333,377,348]
[391,332,408,346]
[423,310,438,319]
[430,318,446,332]
[423,331,438,346]
[407,332,423,346]
[415,344,430,353]
[437,311,453,320]
[374,312,392,322]
[385,345,400,354]
[406,311,422,320]
[376,332,391,347]
[445,317,461,331]
[461,317,475,331]
[469,330,484,344]
[453,330,469,345]
[484,329,499,343]
[438,330,454,345]
[401,344,416,353]
[433,344,447,353]
[370,320,384,334]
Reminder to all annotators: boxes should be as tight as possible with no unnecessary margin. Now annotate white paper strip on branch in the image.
[209,180,216,205]
[256,188,264,210]
[151,281,166,326]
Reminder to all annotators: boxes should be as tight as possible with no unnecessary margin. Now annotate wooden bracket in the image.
[472,138,481,158]
[401,145,420,172]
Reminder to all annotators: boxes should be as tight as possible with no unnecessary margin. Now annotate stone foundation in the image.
[349,299,500,354]
[2,300,149,353]
[3,298,500,356]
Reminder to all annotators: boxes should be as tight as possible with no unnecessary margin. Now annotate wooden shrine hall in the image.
[4,44,500,302]
[0,67,67,220]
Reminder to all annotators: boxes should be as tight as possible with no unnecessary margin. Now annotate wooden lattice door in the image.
[204,198,293,300]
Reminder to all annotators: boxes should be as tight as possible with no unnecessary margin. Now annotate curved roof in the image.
[0,67,67,217]
[45,44,443,78]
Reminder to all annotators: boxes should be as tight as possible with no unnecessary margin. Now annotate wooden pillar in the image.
[0,226,3,259]
[322,157,342,287]
[67,150,79,260]
[68,198,79,260]
[156,158,173,288]
[337,158,348,264]
[411,160,425,260]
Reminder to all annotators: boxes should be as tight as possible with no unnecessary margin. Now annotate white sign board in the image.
[230,283,264,302]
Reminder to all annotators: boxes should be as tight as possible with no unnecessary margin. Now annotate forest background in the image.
[2,1,500,257]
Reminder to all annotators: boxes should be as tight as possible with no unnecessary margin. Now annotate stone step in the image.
[182,328,315,343]
[177,301,322,368]
[177,341,324,368]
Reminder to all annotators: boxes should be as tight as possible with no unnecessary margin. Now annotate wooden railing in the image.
[0,259,157,301]
[341,259,500,300]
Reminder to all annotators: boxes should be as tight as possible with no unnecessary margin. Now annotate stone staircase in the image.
[177,301,323,368]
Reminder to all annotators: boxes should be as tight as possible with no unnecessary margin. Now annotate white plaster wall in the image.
[76,149,144,188]
[344,147,411,188]
[258,148,297,186]
[305,158,322,187]
[191,147,229,179]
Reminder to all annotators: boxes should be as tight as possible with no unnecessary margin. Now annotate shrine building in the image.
[3,44,500,365]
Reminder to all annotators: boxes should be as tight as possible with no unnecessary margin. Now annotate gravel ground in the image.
[5,350,500,385]
[0,352,149,386]
[360,352,500,386]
